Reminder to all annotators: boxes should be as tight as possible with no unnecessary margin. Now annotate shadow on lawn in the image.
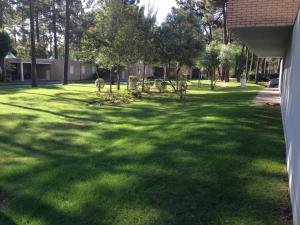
[0,86,290,225]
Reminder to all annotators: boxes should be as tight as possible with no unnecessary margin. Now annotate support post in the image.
[279,58,284,96]
[20,62,24,82]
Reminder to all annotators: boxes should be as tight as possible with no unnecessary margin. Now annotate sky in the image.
[139,0,177,24]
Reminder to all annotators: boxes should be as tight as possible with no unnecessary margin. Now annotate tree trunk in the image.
[248,52,254,80]
[208,24,213,43]
[198,70,201,88]
[228,31,232,43]
[176,64,182,91]
[261,58,265,76]
[210,69,215,90]
[221,2,229,83]
[0,2,3,29]
[236,44,245,82]
[63,0,70,85]
[13,27,17,44]
[0,57,5,81]
[222,2,228,45]
[35,11,40,43]
[263,59,267,75]
[255,58,261,84]
[109,69,112,93]
[117,65,120,90]
[217,67,221,80]
[225,68,230,82]
[221,67,225,81]
[52,0,58,59]
[142,62,146,92]
[245,47,249,77]
[29,0,37,87]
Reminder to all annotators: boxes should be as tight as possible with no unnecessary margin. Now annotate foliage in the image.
[201,42,220,71]
[158,8,205,69]
[143,78,153,92]
[3,63,15,82]
[218,44,236,71]
[0,29,11,58]
[95,78,105,92]
[81,0,142,90]
[201,42,220,90]
[93,90,134,106]
[128,75,139,92]
[154,79,168,93]
[0,29,11,80]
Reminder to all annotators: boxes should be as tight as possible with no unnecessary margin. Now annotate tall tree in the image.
[29,0,37,87]
[51,0,59,59]
[81,0,141,90]
[176,0,217,43]
[137,6,157,92]
[159,8,205,91]
[0,29,11,81]
[219,43,235,81]
[64,0,70,85]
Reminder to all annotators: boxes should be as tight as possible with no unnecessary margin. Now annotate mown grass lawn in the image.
[0,82,290,225]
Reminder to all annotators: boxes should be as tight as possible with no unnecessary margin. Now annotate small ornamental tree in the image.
[0,29,11,81]
[95,78,105,93]
[159,8,205,97]
[128,75,138,92]
[202,42,220,90]
[218,44,235,82]
[81,0,140,91]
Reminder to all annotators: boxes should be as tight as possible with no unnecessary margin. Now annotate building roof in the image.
[227,0,300,57]
[5,52,17,59]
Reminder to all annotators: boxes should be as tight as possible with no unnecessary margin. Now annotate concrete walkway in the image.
[252,88,281,106]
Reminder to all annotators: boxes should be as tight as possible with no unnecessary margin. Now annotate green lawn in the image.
[0,82,290,225]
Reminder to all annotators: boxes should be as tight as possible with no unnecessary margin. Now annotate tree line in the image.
[0,0,281,88]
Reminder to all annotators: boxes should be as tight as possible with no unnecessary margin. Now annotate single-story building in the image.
[4,53,96,81]
[228,0,300,224]
[124,62,195,80]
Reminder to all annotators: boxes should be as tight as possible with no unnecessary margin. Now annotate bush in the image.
[4,64,16,82]
[91,91,134,106]
[143,79,153,92]
[128,76,139,92]
[95,78,105,92]
[154,79,165,92]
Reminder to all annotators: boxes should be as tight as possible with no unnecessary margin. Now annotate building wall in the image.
[228,0,300,28]
[281,9,300,225]
[51,60,95,81]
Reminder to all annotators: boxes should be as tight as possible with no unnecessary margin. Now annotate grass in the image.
[0,81,290,225]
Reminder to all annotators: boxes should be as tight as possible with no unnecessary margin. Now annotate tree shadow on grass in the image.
[0,85,290,225]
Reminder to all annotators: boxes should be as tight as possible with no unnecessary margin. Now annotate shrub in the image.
[95,78,105,92]
[4,64,15,82]
[128,76,139,92]
[143,79,153,92]
[155,79,167,92]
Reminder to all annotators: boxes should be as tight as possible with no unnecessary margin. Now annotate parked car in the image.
[268,78,279,88]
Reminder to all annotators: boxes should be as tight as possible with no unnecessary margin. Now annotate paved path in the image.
[252,88,281,106]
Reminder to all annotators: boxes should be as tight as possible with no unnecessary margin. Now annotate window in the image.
[92,66,96,74]
[46,70,50,80]
[70,65,74,75]
[121,71,126,79]
[81,65,86,75]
